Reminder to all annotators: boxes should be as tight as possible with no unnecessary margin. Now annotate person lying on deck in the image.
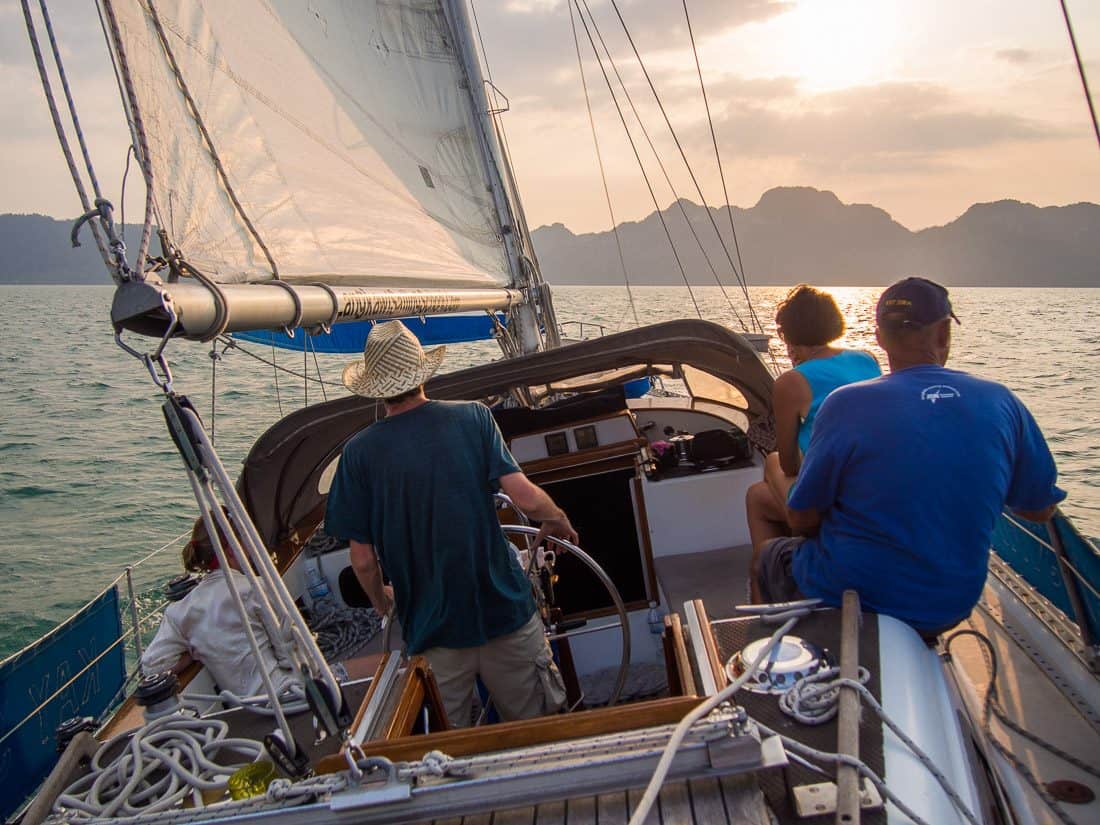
[142,513,302,699]
[750,277,1064,637]
[746,284,880,599]
[325,320,575,728]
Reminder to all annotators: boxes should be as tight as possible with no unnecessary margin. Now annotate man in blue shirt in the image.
[752,278,1064,634]
[325,321,577,726]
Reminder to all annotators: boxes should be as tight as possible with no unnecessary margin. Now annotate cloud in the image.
[994,48,1037,65]
[700,81,1066,177]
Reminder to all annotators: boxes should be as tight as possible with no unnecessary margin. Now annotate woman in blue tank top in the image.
[746,285,881,599]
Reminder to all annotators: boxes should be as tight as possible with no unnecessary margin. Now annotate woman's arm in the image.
[772,370,812,476]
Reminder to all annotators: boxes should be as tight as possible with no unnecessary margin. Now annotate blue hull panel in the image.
[234,314,505,353]
[0,588,126,820]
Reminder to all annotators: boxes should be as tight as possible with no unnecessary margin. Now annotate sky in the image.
[2,0,1098,234]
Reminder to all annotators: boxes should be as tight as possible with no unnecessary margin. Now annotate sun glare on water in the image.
[772,0,903,91]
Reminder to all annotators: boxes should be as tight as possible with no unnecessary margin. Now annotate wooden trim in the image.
[665,613,697,698]
[692,599,728,690]
[273,500,327,573]
[320,696,700,770]
[521,439,644,479]
[632,476,659,603]
[345,652,394,741]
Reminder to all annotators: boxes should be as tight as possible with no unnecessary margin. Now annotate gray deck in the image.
[653,545,754,620]
[422,775,771,824]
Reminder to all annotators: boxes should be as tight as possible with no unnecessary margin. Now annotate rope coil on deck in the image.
[51,714,265,819]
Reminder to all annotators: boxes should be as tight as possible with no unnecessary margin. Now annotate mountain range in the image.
[2,187,1097,286]
[530,187,1099,287]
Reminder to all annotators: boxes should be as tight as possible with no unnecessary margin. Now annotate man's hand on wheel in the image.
[534,511,579,551]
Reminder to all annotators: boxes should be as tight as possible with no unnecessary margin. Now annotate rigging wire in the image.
[215,336,344,388]
[309,333,329,403]
[1060,0,1100,150]
[571,1,702,320]
[682,0,762,333]
[1060,0,1100,151]
[608,0,759,323]
[20,0,111,269]
[568,1,640,329]
[270,341,284,417]
[578,0,744,330]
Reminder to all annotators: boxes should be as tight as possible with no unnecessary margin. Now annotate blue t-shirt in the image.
[788,365,1064,631]
[794,350,882,454]
[324,400,533,654]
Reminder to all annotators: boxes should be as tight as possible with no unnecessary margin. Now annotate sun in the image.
[776,0,903,91]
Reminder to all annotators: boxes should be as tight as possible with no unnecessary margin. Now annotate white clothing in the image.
[142,569,300,697]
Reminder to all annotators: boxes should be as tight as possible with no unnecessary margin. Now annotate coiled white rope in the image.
[52,714,265,819]
[778,665,871,725]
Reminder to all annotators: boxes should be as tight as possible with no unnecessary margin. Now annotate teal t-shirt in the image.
[794,350,881,454]
[324,400,533,654]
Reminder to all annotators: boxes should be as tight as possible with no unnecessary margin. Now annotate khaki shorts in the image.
[756,536,807,604]
[422,612,567,728]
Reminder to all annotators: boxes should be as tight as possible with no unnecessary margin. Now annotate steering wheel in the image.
[500,524,632,708]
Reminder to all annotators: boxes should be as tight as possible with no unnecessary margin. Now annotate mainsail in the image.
[113,0,512,288]
[88,0,557,349]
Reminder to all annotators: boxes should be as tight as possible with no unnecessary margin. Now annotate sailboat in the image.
[6,1,1098,824]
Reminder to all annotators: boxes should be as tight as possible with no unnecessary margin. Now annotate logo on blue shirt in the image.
[920,384,960,404]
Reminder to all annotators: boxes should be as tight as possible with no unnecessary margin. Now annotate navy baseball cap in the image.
[876,277,960,328]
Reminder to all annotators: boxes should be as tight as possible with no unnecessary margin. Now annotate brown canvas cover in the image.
[238,319,773,551]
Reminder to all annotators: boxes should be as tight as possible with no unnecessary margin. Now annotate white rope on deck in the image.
[52,714,265,818]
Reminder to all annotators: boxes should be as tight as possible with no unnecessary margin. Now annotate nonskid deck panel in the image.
[709,608,886,825]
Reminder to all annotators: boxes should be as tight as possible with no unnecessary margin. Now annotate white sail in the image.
[112,0,511,288]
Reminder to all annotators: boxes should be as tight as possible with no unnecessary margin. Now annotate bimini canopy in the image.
[112,0,510,287]
[238,320,773,551]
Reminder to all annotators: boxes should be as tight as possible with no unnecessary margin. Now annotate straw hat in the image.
[342,320,445,398]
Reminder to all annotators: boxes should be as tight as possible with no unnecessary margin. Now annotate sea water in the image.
[0,285,1096,659]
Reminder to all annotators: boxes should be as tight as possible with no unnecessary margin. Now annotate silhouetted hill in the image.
[0,213,154,284]
[531,187,1099,287]
[3,191,1097,287]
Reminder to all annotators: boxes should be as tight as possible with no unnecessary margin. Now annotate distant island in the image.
[531,187,1099,288]
[3,187,1097,286]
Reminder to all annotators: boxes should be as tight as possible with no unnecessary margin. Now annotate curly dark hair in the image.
[774,284,845,346]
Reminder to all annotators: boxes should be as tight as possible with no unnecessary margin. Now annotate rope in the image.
[577,0,747,332]
[570,1,702,321]
[20,0,111,270]
[778,665,871,725]
[270,342,284,417]
[567,2,639,330]
[1060,0,1100,150]
[306,597,383,663]
[681,0,762,333]
[98,0,156,277]
[946,628,1100,824]
[51,714,265,818]
[308,334,328,403]
[627,616,800,825]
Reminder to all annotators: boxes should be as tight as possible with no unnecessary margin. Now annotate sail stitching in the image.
[144,0,281,278]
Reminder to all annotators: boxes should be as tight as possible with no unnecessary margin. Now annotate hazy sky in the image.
[3,0,1098,234]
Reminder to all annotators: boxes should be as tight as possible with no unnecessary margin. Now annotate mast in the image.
[443,0,560,354]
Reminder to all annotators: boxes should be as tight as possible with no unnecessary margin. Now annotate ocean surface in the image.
[0,284,1097,660]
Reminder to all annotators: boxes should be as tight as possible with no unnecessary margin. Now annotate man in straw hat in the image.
[752,278,1063,637]
[325,320,576,727]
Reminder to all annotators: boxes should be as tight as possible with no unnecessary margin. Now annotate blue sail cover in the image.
[991,511,1100,643]
[0,588,126,820]
[234,314,505,353]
